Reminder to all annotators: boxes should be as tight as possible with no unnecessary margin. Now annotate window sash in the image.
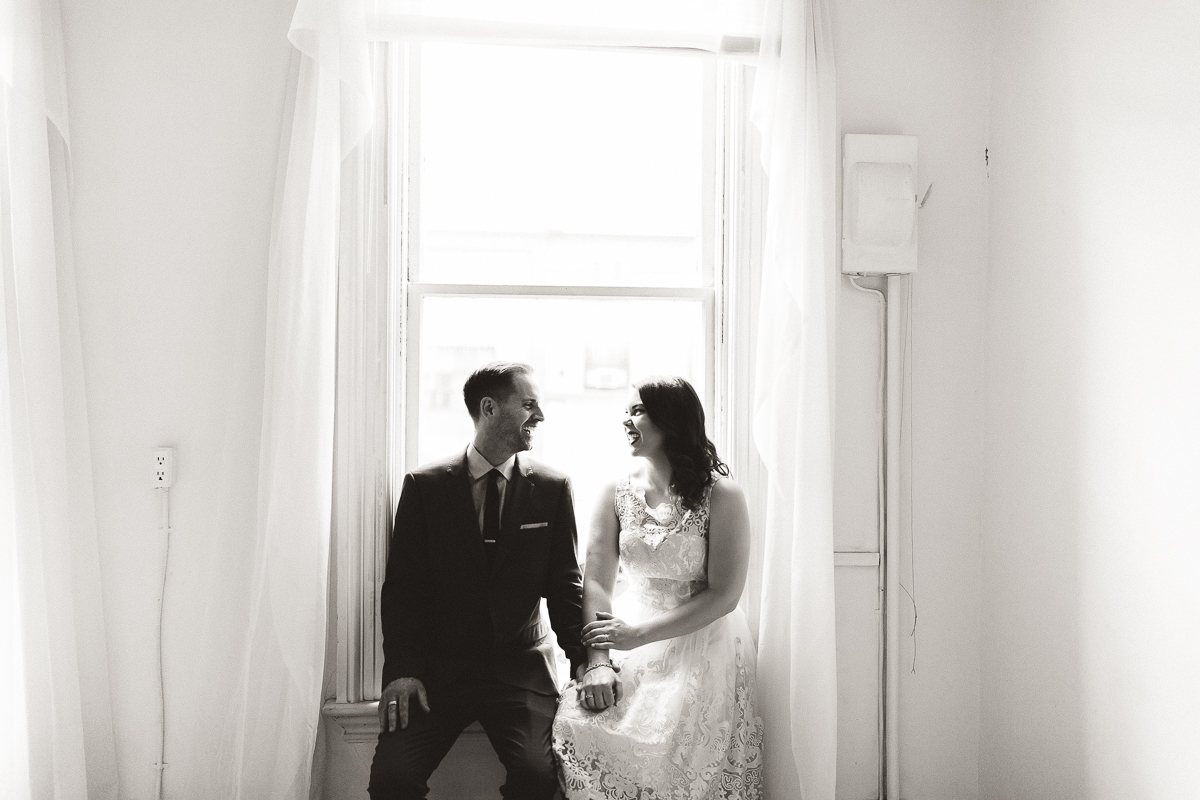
[408,45,719,290]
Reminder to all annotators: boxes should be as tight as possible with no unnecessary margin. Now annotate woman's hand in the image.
[581,612,644,650]
[576,663,621,712]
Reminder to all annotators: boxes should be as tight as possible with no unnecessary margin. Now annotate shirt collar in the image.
[467,444,517,482]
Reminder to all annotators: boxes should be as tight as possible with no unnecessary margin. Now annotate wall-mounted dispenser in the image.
[842,134,919,275]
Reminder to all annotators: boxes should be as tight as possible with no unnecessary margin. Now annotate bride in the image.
[552,376,763,799]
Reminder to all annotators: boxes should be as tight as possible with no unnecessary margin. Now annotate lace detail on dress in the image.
[553,476,764,800]
[616,478,710,549]
[614,478,709,611]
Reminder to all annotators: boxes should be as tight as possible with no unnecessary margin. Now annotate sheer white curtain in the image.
[0,0,118,798]
[224,1,372,798]
[361,6,840,799]
[750,0,839,798]
[220,1,837,798]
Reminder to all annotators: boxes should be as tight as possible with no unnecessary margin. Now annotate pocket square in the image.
[519,522,549,529]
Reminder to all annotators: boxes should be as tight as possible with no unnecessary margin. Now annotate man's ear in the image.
[479,396,496,418]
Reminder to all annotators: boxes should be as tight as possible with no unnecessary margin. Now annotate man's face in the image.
[486,373,544,457]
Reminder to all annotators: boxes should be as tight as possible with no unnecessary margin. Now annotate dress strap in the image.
[613,476,633,519]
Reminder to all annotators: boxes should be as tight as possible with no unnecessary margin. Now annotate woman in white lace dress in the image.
[552,376,763,799]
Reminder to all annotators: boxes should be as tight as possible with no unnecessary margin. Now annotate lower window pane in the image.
[417,295,706,549]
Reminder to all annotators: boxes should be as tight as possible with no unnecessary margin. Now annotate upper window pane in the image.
[418,44,705,287]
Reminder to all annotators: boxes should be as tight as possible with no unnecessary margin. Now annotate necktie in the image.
[483,469,501,570]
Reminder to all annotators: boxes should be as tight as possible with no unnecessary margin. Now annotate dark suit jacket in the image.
[379,451,586,697]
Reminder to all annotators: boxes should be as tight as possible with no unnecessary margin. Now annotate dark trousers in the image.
[367,676,559,800]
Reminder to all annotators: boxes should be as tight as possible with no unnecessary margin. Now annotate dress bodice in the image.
[615,478,709,612]
[554,475,763,800]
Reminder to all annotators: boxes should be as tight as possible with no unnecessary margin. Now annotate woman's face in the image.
[624,388,666,457]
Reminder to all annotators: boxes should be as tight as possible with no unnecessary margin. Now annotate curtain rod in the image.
[365,14,760,60]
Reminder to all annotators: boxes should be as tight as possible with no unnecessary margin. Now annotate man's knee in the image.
[368,738,431,800]
[503,750,558,799]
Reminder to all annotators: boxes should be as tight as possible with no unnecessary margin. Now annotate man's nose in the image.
[531,406,545,421]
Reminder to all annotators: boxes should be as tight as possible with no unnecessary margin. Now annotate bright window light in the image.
[418,44,705,287]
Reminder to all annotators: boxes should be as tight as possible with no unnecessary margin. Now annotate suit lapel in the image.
[492,456,534,581]
[446,454,486,569]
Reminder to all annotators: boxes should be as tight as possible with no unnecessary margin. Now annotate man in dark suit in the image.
[368,361,585,800]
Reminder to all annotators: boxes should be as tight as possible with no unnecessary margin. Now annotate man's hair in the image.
[463,361,533,421]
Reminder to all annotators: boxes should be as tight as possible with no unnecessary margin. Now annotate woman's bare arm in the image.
[582,478,750,650]
[576,481,623,710]
[581,481,621,665]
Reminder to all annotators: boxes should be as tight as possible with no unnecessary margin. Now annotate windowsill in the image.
[322,702,381,743]
[322,701,488,743]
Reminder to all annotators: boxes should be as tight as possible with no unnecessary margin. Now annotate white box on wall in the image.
[842,134,919,275]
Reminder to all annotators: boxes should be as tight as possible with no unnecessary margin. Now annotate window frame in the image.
[328,43,763,718]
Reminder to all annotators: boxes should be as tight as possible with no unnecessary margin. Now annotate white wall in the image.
[832,0,990,797]
[61,1,295,796]
[64,2,1200,799]
[57,1,996,798]
[984,1,1200,798]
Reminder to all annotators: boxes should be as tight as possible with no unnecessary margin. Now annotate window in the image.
[330,41,762,708]
[409,43,715,548]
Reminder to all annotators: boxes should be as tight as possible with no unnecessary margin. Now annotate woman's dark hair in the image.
[633,376,729,511]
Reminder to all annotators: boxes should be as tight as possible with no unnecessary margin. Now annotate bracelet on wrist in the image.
[584,661,619,675]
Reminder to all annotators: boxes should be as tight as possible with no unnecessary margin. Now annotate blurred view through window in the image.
[406,43,713,552]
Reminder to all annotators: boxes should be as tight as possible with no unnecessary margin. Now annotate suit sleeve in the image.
[380,472,429,688]
[545,477,586,677]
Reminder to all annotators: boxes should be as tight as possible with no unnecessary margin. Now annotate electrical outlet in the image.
[152,448,175,488]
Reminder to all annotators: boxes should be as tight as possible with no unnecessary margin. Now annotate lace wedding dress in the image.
[552,478,764,799]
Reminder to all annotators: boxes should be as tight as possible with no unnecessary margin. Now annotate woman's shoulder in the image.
[593,476,632,508]
[597,477,625,497]
[707,476,747,509]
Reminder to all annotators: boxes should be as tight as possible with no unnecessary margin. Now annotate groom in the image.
[368,361,586,800]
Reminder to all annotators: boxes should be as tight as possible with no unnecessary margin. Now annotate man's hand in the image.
[378,677,429,732]
[576,664,621,713]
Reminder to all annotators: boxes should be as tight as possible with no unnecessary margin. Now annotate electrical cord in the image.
[155,486,172,800]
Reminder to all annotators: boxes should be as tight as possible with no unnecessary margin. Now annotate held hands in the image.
[577,610,638,713]
[378,677,430,733]
[576,663,621,712]
[581,611,643,651]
